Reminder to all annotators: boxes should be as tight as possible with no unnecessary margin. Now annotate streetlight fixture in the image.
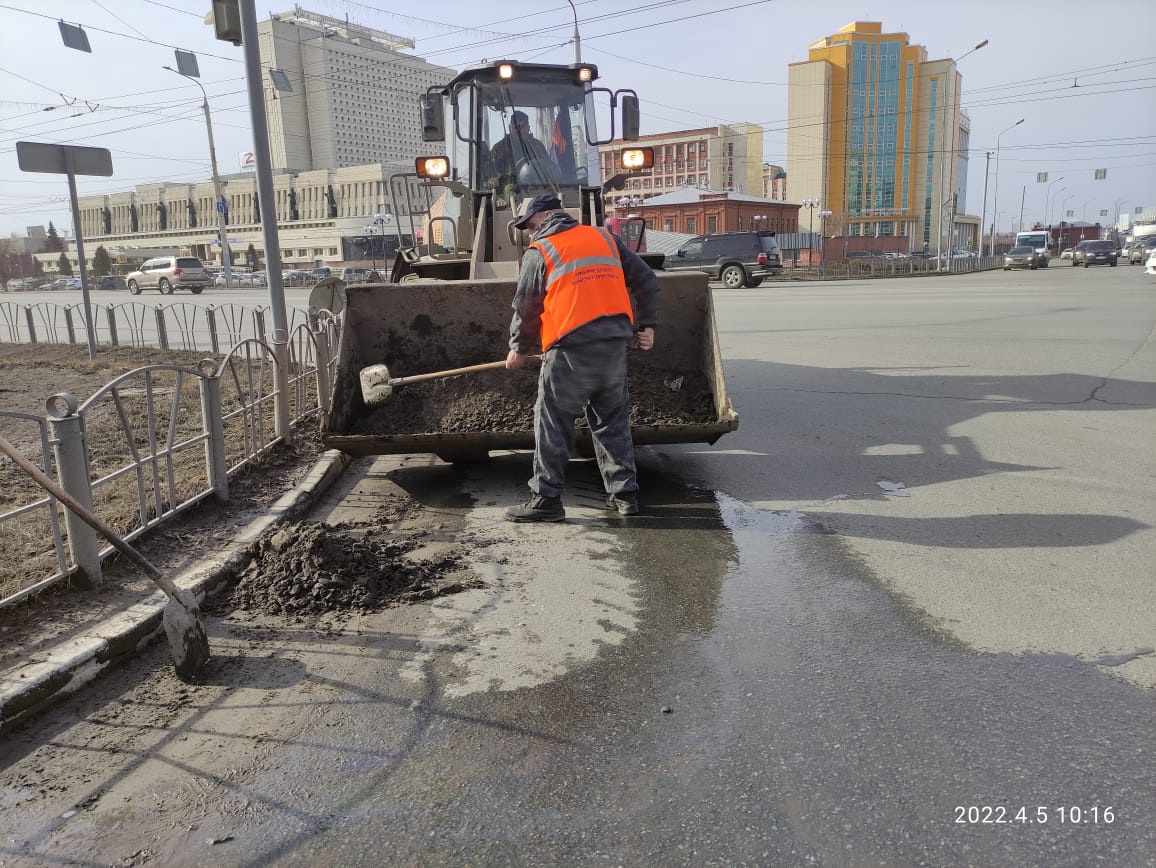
[164,63,233,285]
[989,117,1025,256]
[801,198,820,268]
[362,213,390,274]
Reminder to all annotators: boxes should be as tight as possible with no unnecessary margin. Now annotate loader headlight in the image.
[576,65,595,82]
[416,156,449,178]
[498,62,515,80]
[620,147,653,170]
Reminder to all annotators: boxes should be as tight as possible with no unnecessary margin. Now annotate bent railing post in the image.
[47,396,100,585]
[200,372,230,502]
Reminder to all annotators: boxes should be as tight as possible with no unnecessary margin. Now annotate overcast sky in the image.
[1,0,1152,239]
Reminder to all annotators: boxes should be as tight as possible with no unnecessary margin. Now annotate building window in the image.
[686,217,696,234]
[707,215,717,234]
[663,219,674,231]
[329,248,338,255]
[298,249,308,257]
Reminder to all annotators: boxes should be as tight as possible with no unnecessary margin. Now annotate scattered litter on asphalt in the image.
[876,480,911,496]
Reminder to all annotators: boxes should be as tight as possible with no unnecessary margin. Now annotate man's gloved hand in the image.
[632,327,655,351]
[506,349,530,369]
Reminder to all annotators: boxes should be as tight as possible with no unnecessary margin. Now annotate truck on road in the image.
[1014,230,1051,267]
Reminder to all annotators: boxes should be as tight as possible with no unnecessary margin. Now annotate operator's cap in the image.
[513,194,562,229]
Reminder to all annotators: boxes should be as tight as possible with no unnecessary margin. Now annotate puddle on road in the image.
[399,469,811,699]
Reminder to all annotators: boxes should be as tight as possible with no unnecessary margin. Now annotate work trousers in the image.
[530,338,637,500]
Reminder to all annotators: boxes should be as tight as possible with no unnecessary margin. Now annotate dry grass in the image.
[0,343,317,600]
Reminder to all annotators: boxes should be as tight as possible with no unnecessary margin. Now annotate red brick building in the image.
[616,188,799,236]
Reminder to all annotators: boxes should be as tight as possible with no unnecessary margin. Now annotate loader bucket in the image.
[321,272,738,462]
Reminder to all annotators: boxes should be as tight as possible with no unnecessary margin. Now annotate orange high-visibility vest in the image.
[529,225,634,349]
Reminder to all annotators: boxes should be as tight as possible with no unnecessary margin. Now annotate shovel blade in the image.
[359,363,394,407]
[163,590,210,681]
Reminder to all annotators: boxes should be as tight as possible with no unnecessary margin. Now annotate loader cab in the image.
[397,61,644,282]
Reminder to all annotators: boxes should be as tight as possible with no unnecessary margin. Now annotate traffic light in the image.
[211,0,242,46]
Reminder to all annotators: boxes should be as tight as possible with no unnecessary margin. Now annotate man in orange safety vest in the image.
[505,194,659,522]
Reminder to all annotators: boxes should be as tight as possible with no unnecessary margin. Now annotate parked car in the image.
[1059,247,1075,260]
[282,270,311,285]
[1003,246,1038,271]
[95,275,120,289]
[1071,239,1118,267]
[1146,247,1156,276]
[310,267,333,281]
[340,267,371,283]
[65,278,82,290]
[1128,236,1156,265]
[212,271,264,287]
[126,256,210,294]
[666,231,782,288]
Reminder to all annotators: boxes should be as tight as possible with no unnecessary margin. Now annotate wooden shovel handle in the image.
[0,435,180,599]
[388,356,541,387]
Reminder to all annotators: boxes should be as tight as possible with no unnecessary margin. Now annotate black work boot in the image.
[605,493,640,515]
[505,495,566,523]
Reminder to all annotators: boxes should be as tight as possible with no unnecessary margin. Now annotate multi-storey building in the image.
[69,164,430,272]
[787,21,973,252]
[602,123,764,201]
[762,163,787,201]
[257,7,454,171]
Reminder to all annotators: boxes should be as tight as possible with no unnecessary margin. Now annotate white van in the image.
[1014,230,1051,267]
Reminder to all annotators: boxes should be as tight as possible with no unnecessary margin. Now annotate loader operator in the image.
[504,194,659,523]
[486,111,559,201]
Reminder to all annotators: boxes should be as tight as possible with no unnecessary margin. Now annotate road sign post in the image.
[16,142,113,360]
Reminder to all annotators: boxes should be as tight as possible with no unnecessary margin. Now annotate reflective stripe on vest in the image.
[530,225,634,349]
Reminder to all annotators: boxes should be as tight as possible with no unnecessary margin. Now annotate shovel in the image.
[360,357,540,408]
[0,436,210,681]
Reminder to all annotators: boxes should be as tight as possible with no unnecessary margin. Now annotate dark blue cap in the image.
[513,194,562,229]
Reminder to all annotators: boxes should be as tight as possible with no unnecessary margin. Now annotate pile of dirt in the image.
[210,522,480,616]
[355,367,716,435]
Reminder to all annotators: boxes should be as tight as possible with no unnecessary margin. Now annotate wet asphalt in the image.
[4,270,1153,866]
[170,455,1153,867]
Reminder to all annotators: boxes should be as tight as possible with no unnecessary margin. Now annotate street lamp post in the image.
[1043,176,1065,252]
[989,117,1025,256]
[936,39,988,269]
[164,65,232,285]
[1059,194,1075,251]
[565,0,581,62]
[801,199,820,268]
[979,150,993,259]
[818,209,832,266]
[362,213,390,274]
[1082,197,1096,223]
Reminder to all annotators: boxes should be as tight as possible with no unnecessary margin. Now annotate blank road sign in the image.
[16,141,113,176]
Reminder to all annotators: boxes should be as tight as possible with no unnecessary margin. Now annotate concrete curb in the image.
[0,448,353,732]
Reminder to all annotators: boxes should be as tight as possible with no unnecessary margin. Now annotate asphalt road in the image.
[2,266,1153,866]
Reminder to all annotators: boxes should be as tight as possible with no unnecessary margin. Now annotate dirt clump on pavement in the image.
[210,522,481,617]
[354,366,716,435]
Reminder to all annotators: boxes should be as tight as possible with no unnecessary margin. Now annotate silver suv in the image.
[126,256,209,295]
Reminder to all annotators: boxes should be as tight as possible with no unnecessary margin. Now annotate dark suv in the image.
[666,231,782,288]
[1071,240,1118,268]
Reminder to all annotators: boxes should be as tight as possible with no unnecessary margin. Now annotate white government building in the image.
[61,7,454,273]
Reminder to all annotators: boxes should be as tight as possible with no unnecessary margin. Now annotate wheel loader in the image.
[319,60,738,461]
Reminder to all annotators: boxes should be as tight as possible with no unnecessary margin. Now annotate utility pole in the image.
[239,0,291,442]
